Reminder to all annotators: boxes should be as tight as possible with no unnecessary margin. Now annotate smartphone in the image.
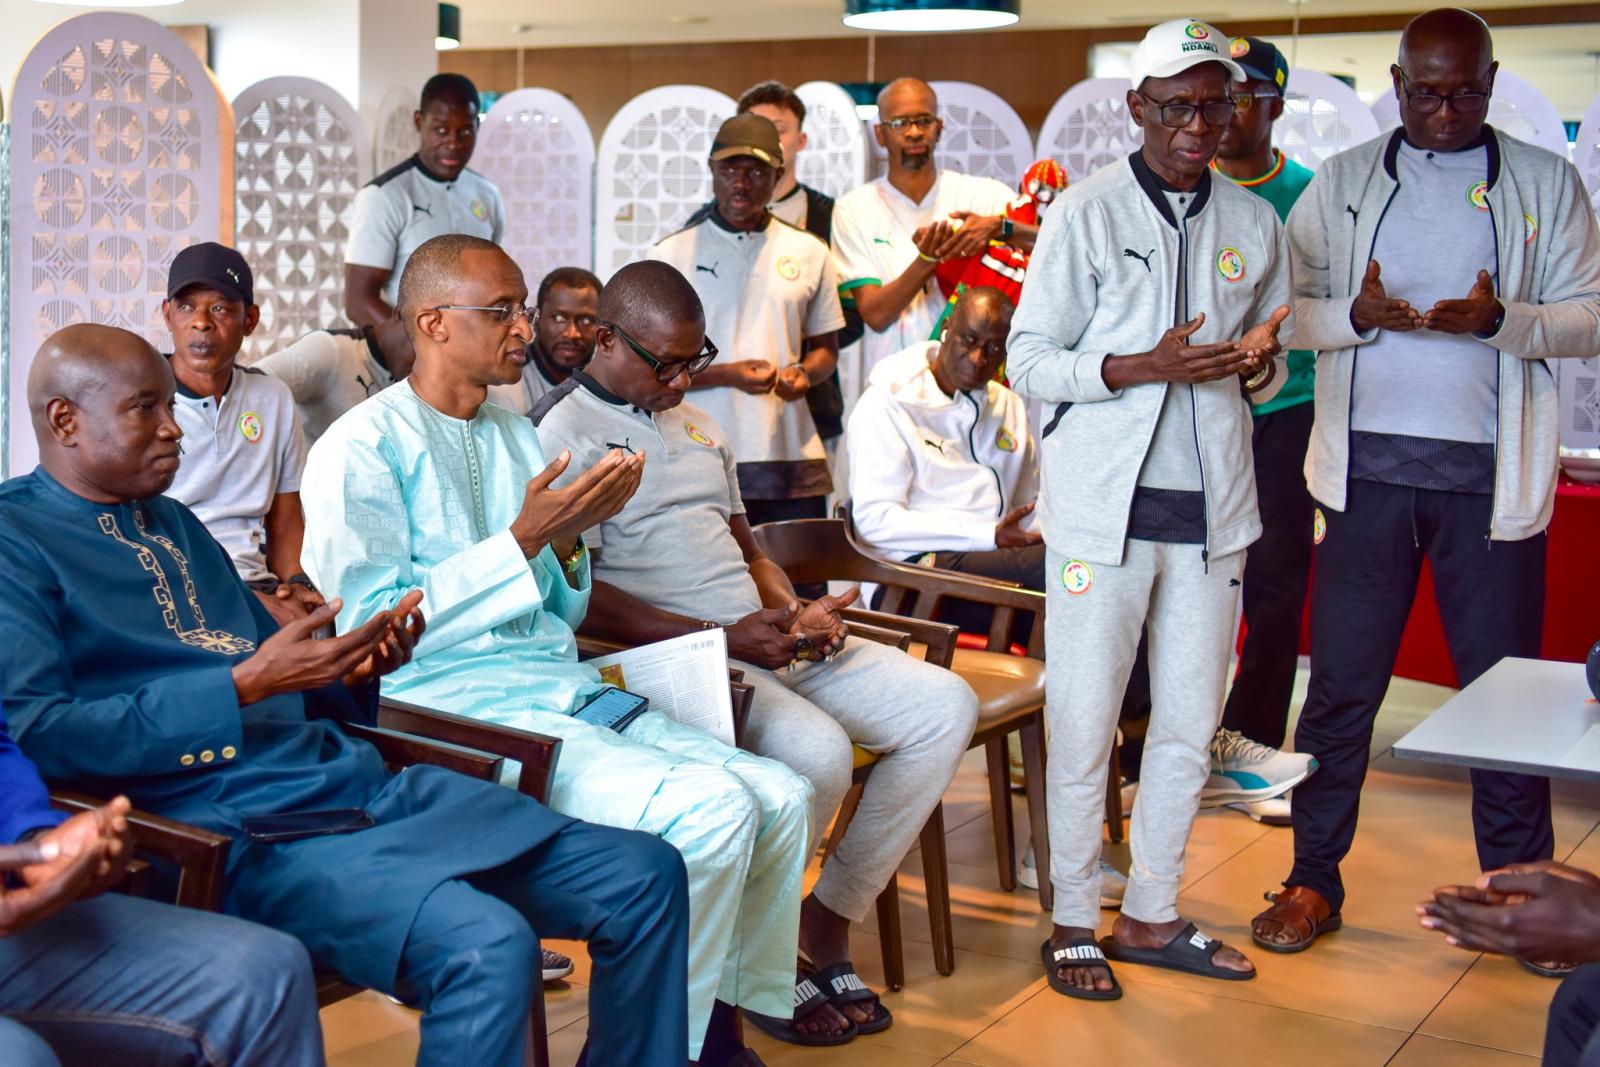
[240,808,375,844]
[574,686,649,733]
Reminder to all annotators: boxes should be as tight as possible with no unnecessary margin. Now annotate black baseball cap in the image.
[167,242,254,305]
[1229,36,1290,93]
[709,113,783,168]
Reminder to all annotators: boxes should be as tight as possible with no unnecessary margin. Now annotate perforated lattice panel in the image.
[9,11,228,473]
[233,77,367,362]
[595,85,733,280]
[794,81,868,200]
[1277,69,1381,171]
[1371,70,1570,158]
[927,81,1031,188]
[1573,94,1600,221]
[1036,78,1142,184]
[373,84,417,175]
[475,88,596,287]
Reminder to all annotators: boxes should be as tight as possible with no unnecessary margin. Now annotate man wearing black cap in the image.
[649,112,846,529]
[161,243,320,626]
[1208,37,1319,825]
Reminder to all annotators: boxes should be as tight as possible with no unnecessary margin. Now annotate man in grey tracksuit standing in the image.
[1007,17,1292,997]
[1253,8,1600,956]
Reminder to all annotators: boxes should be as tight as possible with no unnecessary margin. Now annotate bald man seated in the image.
[301,233,814,1067]
[0,324,691,1067]
[535,259,980,1047]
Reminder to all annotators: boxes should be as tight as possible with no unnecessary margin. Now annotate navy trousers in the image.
[0,892,323,1066]
[1548,965,1600,1067]
[1288,478,1553,910]
[397,819,690,1067]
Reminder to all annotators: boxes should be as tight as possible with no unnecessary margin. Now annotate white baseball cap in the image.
[1129,18,1246,88]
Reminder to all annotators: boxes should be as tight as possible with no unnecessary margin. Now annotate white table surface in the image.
[1391,658,1600,782]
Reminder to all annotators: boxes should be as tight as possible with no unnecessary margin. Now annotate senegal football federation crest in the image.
[1061,559,1094,597]
[995,427,1017,452]
[1467,181,1489,211]
[1524,212,1538,245]
[1313,508,1327,545]
[1230,36,1249,57]
[1216,246,1246,283]
[776,255,801,281]
[684,423,715,447]
[1185,22,1209,39]
[471,197,489,221]
[238,411,263,443]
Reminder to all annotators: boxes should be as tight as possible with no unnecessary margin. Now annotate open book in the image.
[587,629,736,746]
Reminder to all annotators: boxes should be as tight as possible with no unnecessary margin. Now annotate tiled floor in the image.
[321,670,1600,1065]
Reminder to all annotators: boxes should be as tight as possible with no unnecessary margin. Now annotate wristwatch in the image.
[561,537,587,574]
[287,573,317,591]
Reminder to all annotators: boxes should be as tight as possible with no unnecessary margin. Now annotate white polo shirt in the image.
[165,364,309,584]
[830,170,1013,390]
[252,327,395,443]
[649,212,845,500]
[345,154,506,306]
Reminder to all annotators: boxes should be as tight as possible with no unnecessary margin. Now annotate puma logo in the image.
[872,237,892,246]
[1123,248,1155,272]
[695,262,720,278]
[355,373,377,397]
[1229,578,1241,587]
[923,438,947,455]
[1345,205,1359,222]
[605,439,635,455]
[412,204,433,216]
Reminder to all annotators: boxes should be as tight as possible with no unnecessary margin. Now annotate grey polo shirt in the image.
[165,363,309,583]
[252,327,394,443]
[345,154,506,307]
[534,373,765,624]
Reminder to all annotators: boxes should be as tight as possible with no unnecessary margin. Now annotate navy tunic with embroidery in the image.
[0,467,573,990]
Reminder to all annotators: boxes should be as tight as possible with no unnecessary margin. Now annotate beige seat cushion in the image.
[950,648,1045,728]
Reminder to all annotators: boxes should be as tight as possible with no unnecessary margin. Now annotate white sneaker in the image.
[542,948,574,983]
[1018,845,1125,909]
[1202,729,1317,806]
[1225,793,1293,826]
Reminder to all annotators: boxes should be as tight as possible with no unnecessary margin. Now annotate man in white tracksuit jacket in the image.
[1006,18,1291,997]
[1253,9,1600,957]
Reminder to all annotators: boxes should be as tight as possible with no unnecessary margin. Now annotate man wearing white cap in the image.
[1007,17,1293,998]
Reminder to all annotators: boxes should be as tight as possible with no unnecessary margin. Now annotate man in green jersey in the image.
[1209,36,1317,825]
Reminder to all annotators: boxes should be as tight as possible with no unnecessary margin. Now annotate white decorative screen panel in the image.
[1371,70,1569,158]
[795,81,868,200]
[1573,93,1600,219]
[595,85,733,280]
[233,77,367,363]
[475,88,596,289]
[928,81,1032,188]
[1036,78,1142,184]
[9,11,228,474]
[1278,69,1381,170]
[373,85,417,175]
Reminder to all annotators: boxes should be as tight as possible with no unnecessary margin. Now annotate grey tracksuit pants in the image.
[736,637,979,924]
[1044,541,1244,928]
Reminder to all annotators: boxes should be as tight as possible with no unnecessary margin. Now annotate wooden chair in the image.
[53,699,566,1067]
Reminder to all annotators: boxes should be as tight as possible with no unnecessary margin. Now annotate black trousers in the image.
[1220,402,1315,749]
[1288,478,1553,911]
[1548,965,1600,1067]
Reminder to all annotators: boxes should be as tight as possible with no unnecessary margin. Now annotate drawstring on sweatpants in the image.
[1408,488,1421,549]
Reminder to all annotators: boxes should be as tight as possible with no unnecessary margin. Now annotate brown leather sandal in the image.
[1250,886,1342,954]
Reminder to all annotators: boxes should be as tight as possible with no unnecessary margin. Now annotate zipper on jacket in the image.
[1177,217,1211,570]
[1485,199,1502,546]
[962,391,1005,518]
[1343,183,1401,510]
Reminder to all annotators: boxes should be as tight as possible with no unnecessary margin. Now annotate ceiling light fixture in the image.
[436,2,461,51]
[842,0,1019,32]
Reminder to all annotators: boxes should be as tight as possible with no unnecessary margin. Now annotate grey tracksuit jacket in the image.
[1006,151,1292,566]
[1287,127,1600,540]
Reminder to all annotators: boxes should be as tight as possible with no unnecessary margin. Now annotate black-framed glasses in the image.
[1231,90,1281,112]
[1396,72,1490,114]
[1137,92,1236,129]
[431,303,534,324]
[599,320,718,382]
[881,114,939,133]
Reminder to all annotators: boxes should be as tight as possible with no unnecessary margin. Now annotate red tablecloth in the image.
[1272,475,1600,685]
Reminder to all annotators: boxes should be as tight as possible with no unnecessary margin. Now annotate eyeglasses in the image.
[1137,92,1236,129]
[1396,72,1490,114]
[431,303,534,324]
[540,310,597,331]
[880,114,939,133]
[1231,90,1281,112]
[599,320,718,382]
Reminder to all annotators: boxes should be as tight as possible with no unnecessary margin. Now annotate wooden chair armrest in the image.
[730,682,754,748]
[51,791,231,911]
[841,607,960,668]
[839,614,912,652]
[378,698,562,803]
[342,722,505,783]
[575,634,629,660]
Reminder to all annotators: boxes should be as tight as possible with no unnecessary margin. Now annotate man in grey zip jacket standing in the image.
[1007,17,1291,997]
[1252,9,1600,957]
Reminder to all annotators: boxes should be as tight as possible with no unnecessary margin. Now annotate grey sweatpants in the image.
[1044,541,1244,928]
[736,636,979,923]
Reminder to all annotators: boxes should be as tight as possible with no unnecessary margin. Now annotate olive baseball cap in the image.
[709,113,784,167]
